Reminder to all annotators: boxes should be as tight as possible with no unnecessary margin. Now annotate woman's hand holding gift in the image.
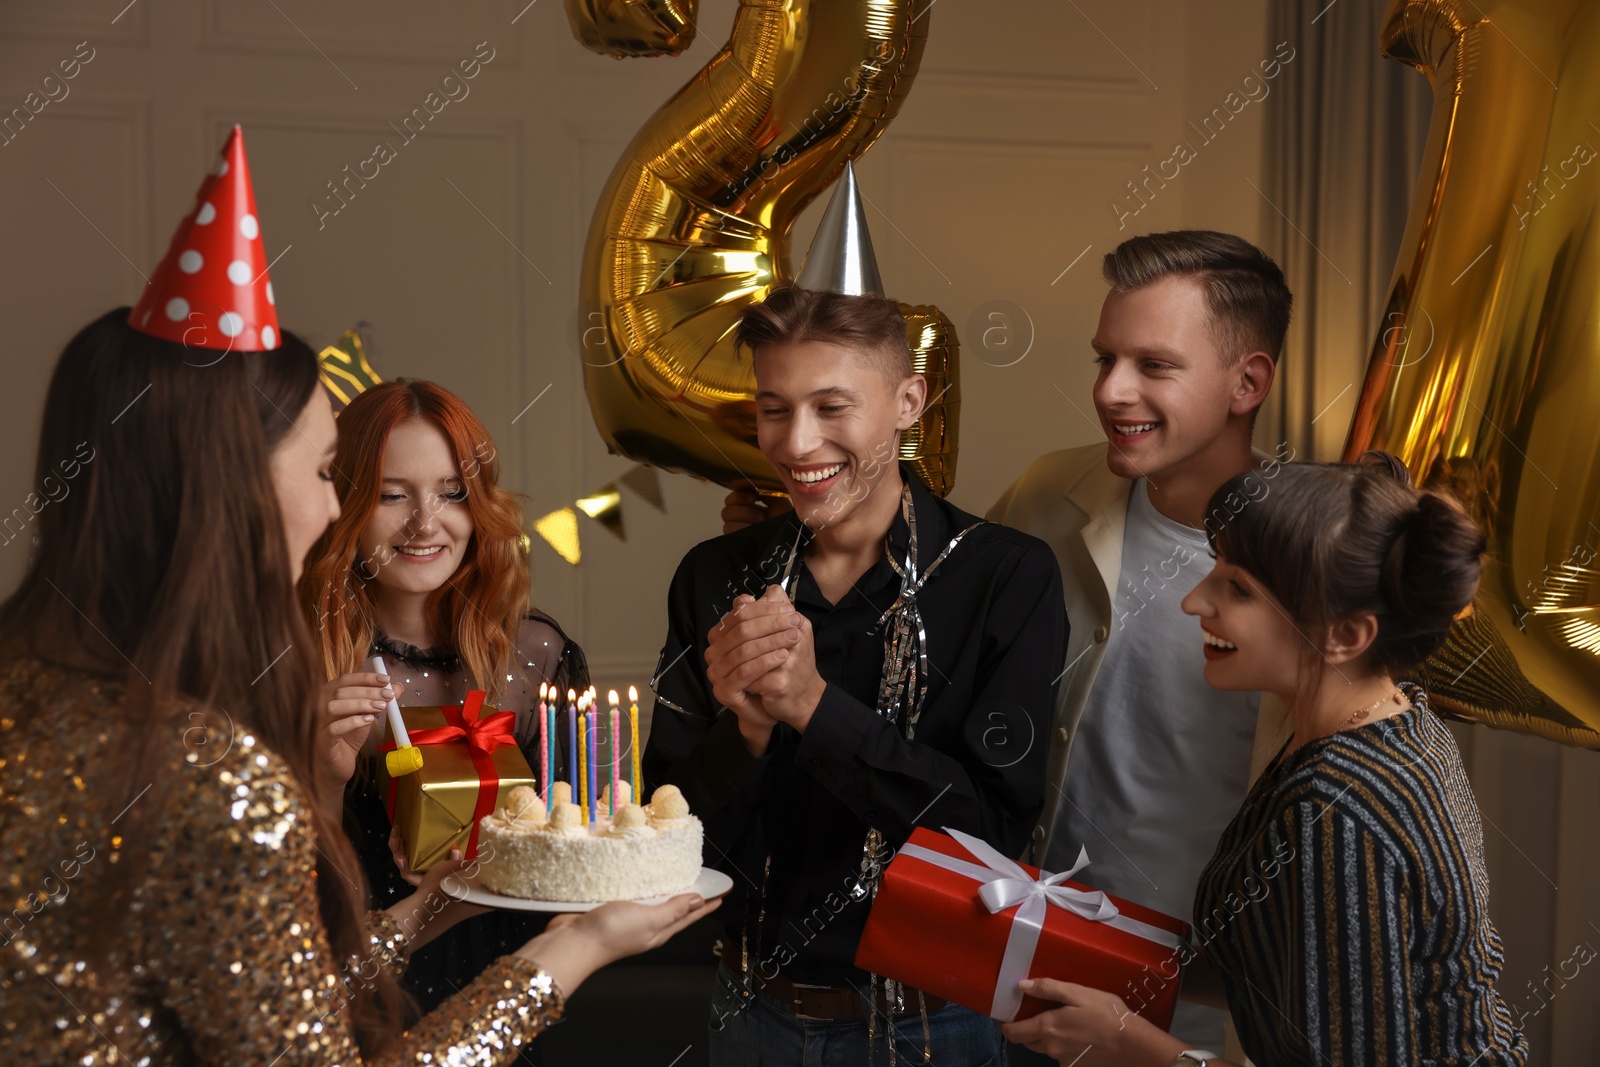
[383,827,492,949]
[1000,978,1216,1067]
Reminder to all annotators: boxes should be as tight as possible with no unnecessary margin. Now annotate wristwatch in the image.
[1171,1052,1220,1066]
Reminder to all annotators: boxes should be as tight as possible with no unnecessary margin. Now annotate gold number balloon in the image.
[566,0,959,496]
[565,0,694,58]
[1347,0,1600,747]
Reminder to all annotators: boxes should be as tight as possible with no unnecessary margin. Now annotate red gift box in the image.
[855,827,1190,1027]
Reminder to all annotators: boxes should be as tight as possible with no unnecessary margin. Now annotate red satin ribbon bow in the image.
[381,690,513,860]
[401,690,516,755]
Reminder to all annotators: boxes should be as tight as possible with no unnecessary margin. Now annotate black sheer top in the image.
[369,611,588,749]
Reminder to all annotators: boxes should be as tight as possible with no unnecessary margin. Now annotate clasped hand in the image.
[705,585,826,752]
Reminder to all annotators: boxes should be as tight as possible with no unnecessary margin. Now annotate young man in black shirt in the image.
[644,282,1066,1065]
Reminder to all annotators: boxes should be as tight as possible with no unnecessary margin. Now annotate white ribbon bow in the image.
[898,827,1187,1021]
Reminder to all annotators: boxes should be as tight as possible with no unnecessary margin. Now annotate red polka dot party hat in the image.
[129,125,281,351]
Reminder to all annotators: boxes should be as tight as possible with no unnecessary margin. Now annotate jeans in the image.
[707,963,1007,1067]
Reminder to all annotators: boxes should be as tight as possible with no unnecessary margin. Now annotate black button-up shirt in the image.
[644,468,1067,985]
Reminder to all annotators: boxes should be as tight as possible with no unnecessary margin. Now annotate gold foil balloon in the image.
[1346,0,1600,747]
[564,0,695,59]
[569,0,960,497]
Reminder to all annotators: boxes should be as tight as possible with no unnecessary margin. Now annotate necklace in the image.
[1336,686,1405,731]
[1278,686,1406,768]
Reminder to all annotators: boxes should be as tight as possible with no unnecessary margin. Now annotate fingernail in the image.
[371,699,387,711]
[362,714,376,724]
[1018,979,1034,990]
[451,848,462,860]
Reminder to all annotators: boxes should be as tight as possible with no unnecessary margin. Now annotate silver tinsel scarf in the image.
[718,483,987,1064]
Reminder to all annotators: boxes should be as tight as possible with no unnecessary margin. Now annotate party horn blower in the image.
[371,655,424,776]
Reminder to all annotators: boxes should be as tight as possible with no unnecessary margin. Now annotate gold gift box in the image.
[378,702,534,873]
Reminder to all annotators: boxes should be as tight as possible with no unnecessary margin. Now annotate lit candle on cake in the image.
[608,689,621,816]
[593,686,606,817]
[628,685,640,795]
[537,682,548,801]
[546,697,557,813]
[577,692,588,823]
[567,688,578,806]
[586,703,598,824]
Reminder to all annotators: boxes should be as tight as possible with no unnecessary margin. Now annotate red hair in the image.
[300,379,529,699]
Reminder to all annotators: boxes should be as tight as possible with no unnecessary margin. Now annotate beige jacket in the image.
[987,442,1293,862]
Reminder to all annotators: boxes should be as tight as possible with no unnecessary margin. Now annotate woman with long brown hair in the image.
[299,377,591,1014]
[0,132,714,1066]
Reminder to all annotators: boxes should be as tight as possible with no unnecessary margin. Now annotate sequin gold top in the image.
[0,656,564,1065]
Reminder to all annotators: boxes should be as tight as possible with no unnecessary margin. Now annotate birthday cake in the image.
[476,781,704,902]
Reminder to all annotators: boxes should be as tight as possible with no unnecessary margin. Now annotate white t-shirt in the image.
[1049,478,1260,1050]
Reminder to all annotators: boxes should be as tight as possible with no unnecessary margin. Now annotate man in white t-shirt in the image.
[987,231,1295,1059]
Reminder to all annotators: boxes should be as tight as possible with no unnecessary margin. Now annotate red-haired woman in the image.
[299,377,587,1017]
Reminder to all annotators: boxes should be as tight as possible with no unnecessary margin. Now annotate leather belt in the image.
[722,949,947,1023]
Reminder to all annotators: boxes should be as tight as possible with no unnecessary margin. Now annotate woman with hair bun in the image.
[1005,455,1527,1067]
[299,378,591,1018]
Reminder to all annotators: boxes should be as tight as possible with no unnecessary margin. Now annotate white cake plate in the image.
[447,867,733,913]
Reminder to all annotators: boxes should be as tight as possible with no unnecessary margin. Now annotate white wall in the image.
[0,0,1274,690]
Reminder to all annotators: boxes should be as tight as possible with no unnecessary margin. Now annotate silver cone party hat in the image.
[795,160,884,296]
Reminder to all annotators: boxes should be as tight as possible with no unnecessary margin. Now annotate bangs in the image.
[1202,464,1356,634]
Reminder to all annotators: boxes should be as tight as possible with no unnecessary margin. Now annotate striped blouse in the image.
[1193,682,1528,1066]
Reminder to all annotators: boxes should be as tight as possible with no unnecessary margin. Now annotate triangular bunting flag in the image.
[319,324,382,412]
[618,464,665,511]
[576,484,625,541]
[533,507,582,566]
